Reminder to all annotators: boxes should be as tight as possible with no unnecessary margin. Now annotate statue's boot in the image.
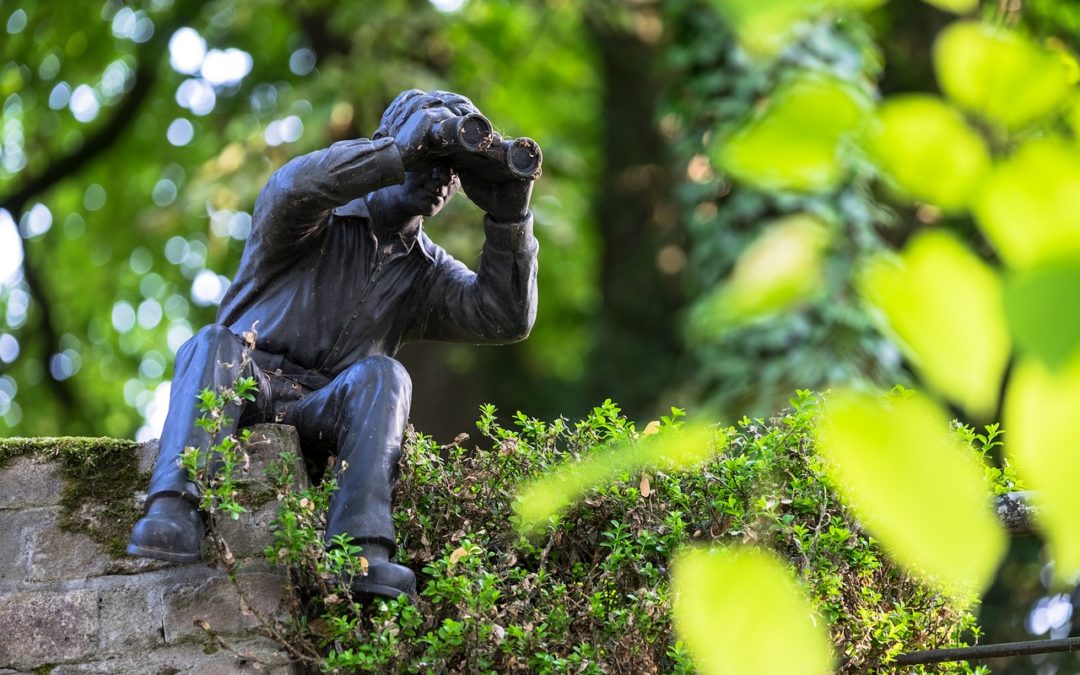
[127,493,205,563]
[349,542,417,602]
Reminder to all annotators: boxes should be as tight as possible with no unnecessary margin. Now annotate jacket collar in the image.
[332,197,436,264]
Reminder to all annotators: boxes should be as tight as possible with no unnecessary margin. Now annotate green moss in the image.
[0,436,146,558]
[0,436,138,467]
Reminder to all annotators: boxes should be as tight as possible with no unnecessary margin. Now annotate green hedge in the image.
[262,393,1008,673]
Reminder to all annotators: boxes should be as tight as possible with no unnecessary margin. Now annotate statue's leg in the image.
[285,354,415,599]
[129,324,264,563]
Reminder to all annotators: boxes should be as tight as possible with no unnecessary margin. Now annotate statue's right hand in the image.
[393,108,456,171]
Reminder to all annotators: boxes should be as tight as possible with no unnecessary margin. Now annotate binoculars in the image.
[428,113,542,181]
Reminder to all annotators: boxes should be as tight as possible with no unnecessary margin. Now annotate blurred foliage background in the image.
[4,0,1080,671]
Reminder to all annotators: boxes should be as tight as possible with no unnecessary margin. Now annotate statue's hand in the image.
[393,108,455,170]
[459,173,533,223]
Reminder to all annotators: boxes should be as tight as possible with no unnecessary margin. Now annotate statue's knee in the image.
[345,356,412,397]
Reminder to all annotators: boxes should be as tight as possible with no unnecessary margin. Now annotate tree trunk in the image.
[583,12,685,419]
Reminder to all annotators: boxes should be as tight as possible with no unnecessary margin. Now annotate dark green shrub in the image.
[261,392,1014,673]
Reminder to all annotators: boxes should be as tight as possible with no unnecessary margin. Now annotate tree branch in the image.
[0,0,208,431]
[897,635,1080,665]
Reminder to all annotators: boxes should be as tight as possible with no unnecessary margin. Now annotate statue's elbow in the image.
[505,309,535,343]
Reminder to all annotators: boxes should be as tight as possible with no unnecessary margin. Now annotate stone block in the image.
[26,511,112,582]
[94,580,163,653]
[137,438,160,475]
[0,588,99,670]
[0,508,57,586]
[49,637,296,674]
[239,423,300,486]
[0,456,63,509]
[161,566,289,643]
[214,499,281,560]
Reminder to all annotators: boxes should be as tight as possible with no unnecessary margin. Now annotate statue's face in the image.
[398,161,459,218]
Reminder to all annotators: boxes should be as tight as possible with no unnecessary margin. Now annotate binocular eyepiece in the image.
[429,113,542,181]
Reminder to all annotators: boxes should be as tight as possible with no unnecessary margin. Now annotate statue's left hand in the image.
[459,173,533,223]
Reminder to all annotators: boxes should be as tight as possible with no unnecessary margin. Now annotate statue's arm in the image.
[250,137,406,256]
[410,213,538,344]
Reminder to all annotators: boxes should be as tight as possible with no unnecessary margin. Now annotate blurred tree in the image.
[662,0,906,420]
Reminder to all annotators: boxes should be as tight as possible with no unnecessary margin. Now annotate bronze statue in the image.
[127,90,541,601]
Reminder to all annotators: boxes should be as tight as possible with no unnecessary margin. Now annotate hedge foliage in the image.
[259,393,1015,673]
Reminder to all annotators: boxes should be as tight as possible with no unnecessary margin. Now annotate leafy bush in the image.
[257,393,1015,673]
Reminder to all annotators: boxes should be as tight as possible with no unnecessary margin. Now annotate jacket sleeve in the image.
[410,213,539,344]
[248,137,405,261]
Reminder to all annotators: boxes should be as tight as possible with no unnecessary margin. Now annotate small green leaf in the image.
[864,95,989,211]
[816,390,1007,599]
[860,231,1010,418]
[935,21,1072,129]
[712,73,868,193]
[514,425,718,531]
[973,137,1080,269]
[672,546,833,675]
[692,214,830,334]
[1004,259,1080,369]
[1005,357,1080,581]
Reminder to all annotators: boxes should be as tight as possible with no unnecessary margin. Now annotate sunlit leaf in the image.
[672,546,833,675]
[514,425,717,530]
[1005,357,1080,581]
[1003,259,1080,369]
[973,137,1080,269]
[1068,95,1080,140]
[860,232,1010,418]
[817,390,1007,599]
[710,0,885,56]
[693,215,830,334]
[920,0,978,12]
[712,74,869,192]
[864,95,989,211]
[935,21,1072,129]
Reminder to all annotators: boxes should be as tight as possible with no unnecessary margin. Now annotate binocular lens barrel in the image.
[432,113,494,152]
[505,138,542,179]
[429,113,543,180]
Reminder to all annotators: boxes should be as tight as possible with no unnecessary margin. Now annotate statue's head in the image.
[373,90,478,219]
[373,89,479,141]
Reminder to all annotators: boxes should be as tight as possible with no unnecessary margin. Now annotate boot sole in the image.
[352,581,416,602]
[126,542,201,564]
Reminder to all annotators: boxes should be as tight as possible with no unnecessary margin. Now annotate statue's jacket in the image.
[217,138,539,377]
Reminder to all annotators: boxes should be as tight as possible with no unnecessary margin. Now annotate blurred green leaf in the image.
[817,389,1007,599]
[709,0,884,56]
[974,137,1080,269]
[514,424,717,530]
[1068,95,1080,140]
[1003,259,1080,369]
[1005,357,1080,582]
[920,0,978,12]
[692,214,830,334]
[860,232,1010,418]
[935,21,1072,129]
[865,95,989,211]
[672,546,833,675]
[712,74,869,193]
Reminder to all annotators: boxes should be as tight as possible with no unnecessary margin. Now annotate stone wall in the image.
[0,425,302,674]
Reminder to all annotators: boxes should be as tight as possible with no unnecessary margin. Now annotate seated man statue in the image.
[127,89,539,601]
